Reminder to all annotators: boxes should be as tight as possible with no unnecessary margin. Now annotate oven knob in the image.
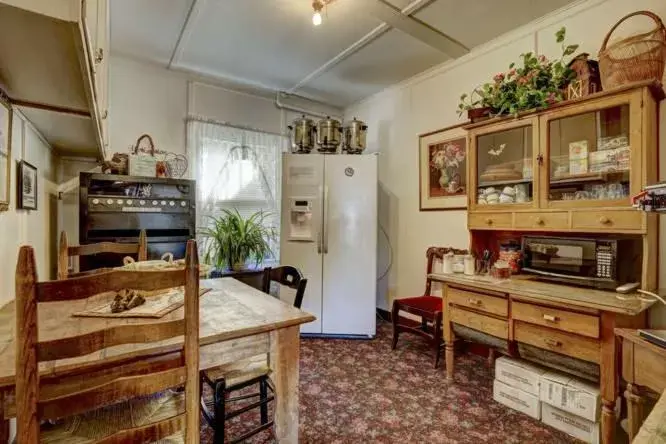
[180,201,187,207]
[152,200,158,206]
[92,198,99,205]
[169,201,175,207]
[139,200,146,205]
[160,200,167,206]
[116,199,123,205]
[126,199,132,205]
[106,199,113,205]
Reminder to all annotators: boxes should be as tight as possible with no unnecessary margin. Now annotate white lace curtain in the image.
[187,118,287,263]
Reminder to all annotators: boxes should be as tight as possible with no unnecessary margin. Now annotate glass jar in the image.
[499,242,522,273]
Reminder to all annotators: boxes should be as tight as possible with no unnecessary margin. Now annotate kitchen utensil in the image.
[288,115,316,153]
[343,117,368,154]
[316,116,342,153]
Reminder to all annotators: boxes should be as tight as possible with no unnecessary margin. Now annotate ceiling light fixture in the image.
[312,0,334,26]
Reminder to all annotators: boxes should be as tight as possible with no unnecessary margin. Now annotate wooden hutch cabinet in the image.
[434,81,664,444]
[466,81,663,235]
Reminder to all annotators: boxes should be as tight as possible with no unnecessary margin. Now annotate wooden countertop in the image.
[429,273,655,315]
[633,390,666,444]
[0,278,315,388]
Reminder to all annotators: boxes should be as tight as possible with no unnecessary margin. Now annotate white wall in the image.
[345,0,666,326]
[0,111,57,307]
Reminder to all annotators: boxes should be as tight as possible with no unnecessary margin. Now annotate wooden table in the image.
[0,277,315,443]
[616,329,666,441]
[633,390,666,444]
[429,273,654,444]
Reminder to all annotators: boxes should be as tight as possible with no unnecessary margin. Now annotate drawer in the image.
[514,321,599,363]
[512,302,599,338]
[468,212,512,230]
[450,306,508,339]
[634,346,666,392]
[513,212,569,230]
[571,211,643,232]
[448,288,508,317]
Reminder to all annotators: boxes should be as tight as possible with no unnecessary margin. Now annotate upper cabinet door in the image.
[538,90,641,209]
[469,117,539,213]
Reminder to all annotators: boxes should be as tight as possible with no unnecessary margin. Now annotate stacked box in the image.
[539,371,601,443]
[493,357,546,420]
[569,141,589,175]
[589,146,630,173]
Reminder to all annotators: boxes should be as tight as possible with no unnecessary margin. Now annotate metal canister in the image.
[343,117,367,154]
[287,115,315,153]
[315,116,342,153]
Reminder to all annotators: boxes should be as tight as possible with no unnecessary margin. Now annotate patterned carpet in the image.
[202,321,578,443]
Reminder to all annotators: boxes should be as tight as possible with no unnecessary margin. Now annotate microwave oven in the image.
[521,235,642,290]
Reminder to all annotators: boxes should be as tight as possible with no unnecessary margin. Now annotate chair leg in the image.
[214,380,226,444]
[259,378,269,425]
[391,302,400,350]
[433,312,443,369]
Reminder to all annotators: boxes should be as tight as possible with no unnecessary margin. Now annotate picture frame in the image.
[17,160,38,210]
[0,91,12,212]
[419,123,468,211]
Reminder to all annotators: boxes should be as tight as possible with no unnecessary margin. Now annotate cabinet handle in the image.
[95,48,104,64]
[537,154,544,166]
[467,298,482,306]
[542,314,559,322]
[599,216,611,225]
[101,110,108,119]
[485,218,493,225]
[544,339,562,348]
[535,217,545,225]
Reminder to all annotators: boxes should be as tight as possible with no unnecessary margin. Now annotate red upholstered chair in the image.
[391,246,468,368]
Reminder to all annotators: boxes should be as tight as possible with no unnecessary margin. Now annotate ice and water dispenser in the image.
[288,198,315,241]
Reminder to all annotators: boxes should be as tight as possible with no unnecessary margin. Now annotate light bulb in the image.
[312,11,322,26]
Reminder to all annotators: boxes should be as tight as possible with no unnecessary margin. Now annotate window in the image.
[188,119,286,265]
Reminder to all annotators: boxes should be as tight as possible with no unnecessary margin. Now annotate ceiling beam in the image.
[168,0,207,69]
[287,0,435,94]
[358,0,468,58]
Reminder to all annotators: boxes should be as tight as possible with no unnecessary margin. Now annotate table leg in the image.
[0,390,8,444]
[443,318,454,380]
[600,312,618,444]
[625,383,644,441]
[269,325,300,444]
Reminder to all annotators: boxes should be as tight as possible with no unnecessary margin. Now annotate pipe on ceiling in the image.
[275,92,343,121]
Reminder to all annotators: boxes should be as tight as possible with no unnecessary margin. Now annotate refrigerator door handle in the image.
[317,230,322,254]
[323,185,329,254]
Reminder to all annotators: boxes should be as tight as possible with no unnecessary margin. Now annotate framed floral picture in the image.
[419,123,468,211]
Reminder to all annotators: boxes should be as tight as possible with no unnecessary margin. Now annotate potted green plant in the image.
[200,209,276,271]
[457,27,579,118]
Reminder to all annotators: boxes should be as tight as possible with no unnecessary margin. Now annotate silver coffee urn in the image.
[287,115,316,153]
[315,116,342,153]
[343,117,368,154]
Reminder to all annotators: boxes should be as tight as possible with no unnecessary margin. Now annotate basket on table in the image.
[598,10,666,90]
[121,253,212,277]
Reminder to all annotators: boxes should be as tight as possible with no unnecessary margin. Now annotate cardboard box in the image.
[569,140,589,160]
[493,379,541,420]
[542,403,599,444]
[495,356,548,395]
[539,371,601,421]
[589,146,630,173]
[569,158,588,175]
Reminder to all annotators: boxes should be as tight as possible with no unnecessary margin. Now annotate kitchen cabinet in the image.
[466,81,663,234]
[0,0,108,158]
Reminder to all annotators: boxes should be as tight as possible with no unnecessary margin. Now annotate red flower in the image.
[493,72,505,82]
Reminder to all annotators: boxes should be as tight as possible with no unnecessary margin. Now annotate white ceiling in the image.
[111,0,577,108]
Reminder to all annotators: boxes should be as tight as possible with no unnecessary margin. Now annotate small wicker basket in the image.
[598,10,666,90]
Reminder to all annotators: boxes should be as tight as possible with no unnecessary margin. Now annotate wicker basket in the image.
[598,10,666,90]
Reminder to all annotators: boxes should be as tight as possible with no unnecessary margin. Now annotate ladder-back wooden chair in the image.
[262,265,308,309]
[15,240,200,443]
[391,246,468,368]
[57,229,148,279]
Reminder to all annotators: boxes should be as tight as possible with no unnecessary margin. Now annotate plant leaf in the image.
[556,27,566,43]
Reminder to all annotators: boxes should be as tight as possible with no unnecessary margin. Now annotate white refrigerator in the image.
[280,153,377,337]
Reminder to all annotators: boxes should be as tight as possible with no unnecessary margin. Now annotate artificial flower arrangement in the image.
[458,27,579,119]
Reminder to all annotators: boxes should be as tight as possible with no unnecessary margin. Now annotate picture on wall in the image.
[18,160,38,210]
[0,91,11,211]
[419,123,468,211]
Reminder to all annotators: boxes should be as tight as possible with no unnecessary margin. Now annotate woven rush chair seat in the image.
[397,295,442,313]
[38,392,186,444]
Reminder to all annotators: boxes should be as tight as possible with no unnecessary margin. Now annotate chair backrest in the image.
[58,230,148,279]
[15,240,200,444]
[262,265,307,309]
[424,246,468,296]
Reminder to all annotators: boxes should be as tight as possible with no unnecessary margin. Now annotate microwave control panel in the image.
[595,244,615,279]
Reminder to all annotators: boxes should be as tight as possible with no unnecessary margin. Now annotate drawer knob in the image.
[485,218,493,225]
[544,339,562,348]
[535,217,545,225]
[599,216,611,225]
[542,314,559,322]
[467,298,482,306]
